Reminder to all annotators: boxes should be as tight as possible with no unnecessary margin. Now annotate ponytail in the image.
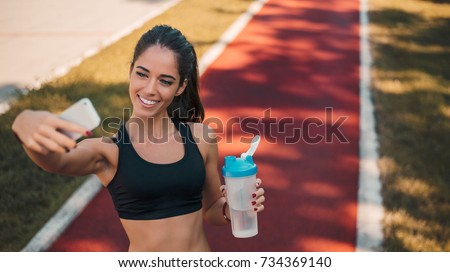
[167,47,204,123]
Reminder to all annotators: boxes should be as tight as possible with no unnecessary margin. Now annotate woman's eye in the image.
[136,72,147,78]
[160,79,173,86]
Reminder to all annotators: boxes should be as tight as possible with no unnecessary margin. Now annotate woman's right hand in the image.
[12,110,90,155]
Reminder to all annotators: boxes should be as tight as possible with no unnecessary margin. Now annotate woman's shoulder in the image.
[187,122,217,145]
[186,122,218,163]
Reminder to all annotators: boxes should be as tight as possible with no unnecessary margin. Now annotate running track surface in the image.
[48,0,360,252]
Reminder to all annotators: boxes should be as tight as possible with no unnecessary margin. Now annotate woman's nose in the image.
[144,78,157,95]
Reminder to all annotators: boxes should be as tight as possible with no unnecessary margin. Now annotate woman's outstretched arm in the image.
[12,110,108,177]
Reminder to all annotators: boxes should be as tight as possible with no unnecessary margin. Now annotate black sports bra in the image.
[107,119,206,220]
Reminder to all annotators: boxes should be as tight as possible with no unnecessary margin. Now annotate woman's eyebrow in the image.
[136,66,176,80]
[161,74,176,80]
[136,65,149,73]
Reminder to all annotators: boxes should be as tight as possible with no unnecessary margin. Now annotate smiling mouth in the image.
[138,95,160,105]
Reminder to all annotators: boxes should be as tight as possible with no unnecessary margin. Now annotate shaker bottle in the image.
[222,143,259,238]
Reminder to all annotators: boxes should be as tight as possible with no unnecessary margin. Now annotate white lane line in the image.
[357,0,384,252]
[21,176,102,252]
[198,0,269,75]
[21,0,269,252]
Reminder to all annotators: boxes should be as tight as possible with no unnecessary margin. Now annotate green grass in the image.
[369,0,450,251]
[0,0,255,251]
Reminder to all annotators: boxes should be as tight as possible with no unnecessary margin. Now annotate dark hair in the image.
[130,25,204,123]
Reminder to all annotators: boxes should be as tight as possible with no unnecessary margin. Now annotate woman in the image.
[11,25,265,251]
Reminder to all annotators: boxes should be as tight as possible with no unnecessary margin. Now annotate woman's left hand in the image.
[220,178,265,212]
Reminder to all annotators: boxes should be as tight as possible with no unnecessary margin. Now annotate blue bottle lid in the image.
[222,155,258,178]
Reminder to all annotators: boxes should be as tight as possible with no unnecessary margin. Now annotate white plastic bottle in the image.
[222,155,258,238]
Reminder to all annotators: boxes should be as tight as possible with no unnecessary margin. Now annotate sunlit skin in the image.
[11,45,265,252]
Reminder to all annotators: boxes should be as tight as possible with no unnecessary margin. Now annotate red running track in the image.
[48,0,360,252]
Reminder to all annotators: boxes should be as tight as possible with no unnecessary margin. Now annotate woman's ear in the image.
[175,79,188,96]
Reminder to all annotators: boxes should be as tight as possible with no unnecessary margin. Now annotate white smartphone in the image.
[59,98,101,140]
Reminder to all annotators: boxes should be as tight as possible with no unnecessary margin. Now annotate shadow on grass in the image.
[369,9,425,26]
[370,6,450,251]
[369,8,450,48]
[405,18,450,47]
[370,10,450,77]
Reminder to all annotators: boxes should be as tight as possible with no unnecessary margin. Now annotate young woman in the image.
[12,25,265,251]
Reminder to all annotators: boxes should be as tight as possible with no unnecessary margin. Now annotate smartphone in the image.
[59,98,101,140]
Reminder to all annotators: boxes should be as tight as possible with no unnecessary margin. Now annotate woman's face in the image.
[129,45,186,119]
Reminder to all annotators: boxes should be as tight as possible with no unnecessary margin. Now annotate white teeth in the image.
[139,95,159,105]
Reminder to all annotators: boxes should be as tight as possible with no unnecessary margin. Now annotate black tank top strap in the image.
[171,118,187,138]
[110,123,125,144]
[171,118,199,151]
[110,136,118,144]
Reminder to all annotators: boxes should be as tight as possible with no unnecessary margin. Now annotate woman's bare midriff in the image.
[120,209,210,252]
